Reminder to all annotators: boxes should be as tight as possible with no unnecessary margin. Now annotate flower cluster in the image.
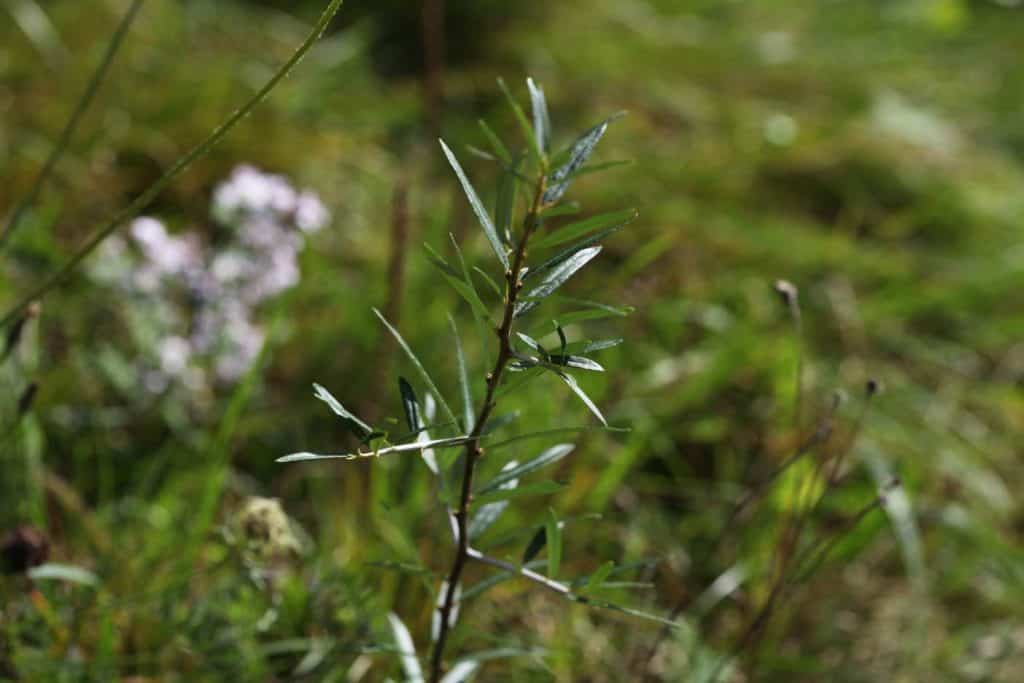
[92,165,329,397]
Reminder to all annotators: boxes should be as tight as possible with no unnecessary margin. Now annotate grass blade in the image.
[374,308,460,430]
[449,315,474,432]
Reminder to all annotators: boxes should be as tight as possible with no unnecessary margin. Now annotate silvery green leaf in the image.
[477,444,574,494]
[495,159,520,245]
[555,370,607,425]
[527,78,551,154]
[548,355,605,372]
[431,580,463,643]
[514,246,602,318]
[439,140,509,270]
[440,660,480,683]
[417,392,440,475]
[497,77,542,163]
[312,383,372,439]
[387,613,424,683]
[543,113,624,204]
[469,460,519,539]
[515,332,546,355]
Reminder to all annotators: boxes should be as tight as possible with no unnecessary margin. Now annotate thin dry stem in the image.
[428,168,548,682]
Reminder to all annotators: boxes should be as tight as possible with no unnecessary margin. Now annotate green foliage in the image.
[2,0,1024,680]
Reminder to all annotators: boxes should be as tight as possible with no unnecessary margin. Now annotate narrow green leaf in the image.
[514,246,602,318]
[374,308,460,429]
[473,266,503,301]
[565,338,624,354]
[527,77,551,154]
[531,304,634,331]
[546,508,562,579]
[485,425,630,451]
[533,208,638,251]
[443,273,491,321]
[528,223,627,280]
[474,480,564,506]
[424,243,462,278]
[495,157,521,245]
[449,315,474,433]
[562,159,633,181]
[554,370,607,425]
[469,459,519,539]
[462,560,547,601]
[541,201,581,219]
[439,140,509,269]
[583,561,615,593]
[387,613,424,683]
[497,77,543,163]
[544,113,624,204]
[465,144,498,162]
[478,119,511,164]
[313,383,373,439]
[478,444,575,494]
[278,436,471,463]
[522,526,547,564]
[398,377,420,433]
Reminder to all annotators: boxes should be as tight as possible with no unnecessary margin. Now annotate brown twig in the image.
[428,170,547,682]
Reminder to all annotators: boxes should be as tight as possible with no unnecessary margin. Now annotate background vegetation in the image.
[2,0,1023,680]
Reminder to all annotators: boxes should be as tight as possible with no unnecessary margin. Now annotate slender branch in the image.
[0,0,347,330]
[0,0,145,253]
[428,168,548,683]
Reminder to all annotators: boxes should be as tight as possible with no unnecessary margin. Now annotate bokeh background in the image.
[2,0,1024,680]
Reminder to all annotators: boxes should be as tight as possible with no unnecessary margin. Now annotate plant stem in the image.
[428,170,547,683]
[0,0,145,254]
[0,0,346,330]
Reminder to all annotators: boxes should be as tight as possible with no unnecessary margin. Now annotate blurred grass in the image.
[2,0,1024,680]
